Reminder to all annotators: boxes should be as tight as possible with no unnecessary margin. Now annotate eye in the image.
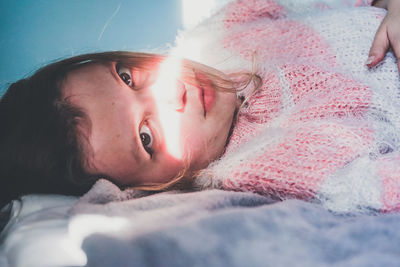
[116,64,134,87]
[139,123,154,158]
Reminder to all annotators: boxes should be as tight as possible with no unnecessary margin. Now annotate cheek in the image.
[179,122,227,170]
[205,128,230,159]
[176,94,236,168]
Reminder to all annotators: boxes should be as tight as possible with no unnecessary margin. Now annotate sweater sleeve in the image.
[219,122,370,200]
[199,114,400,213]
[198,120,400,213]
[317,149,400,213]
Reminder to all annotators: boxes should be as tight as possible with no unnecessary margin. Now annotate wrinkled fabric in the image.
[1,179,400,267]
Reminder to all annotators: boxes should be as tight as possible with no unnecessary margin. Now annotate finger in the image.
[367,22,390,67]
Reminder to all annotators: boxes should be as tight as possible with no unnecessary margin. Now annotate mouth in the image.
[195,73,215,117]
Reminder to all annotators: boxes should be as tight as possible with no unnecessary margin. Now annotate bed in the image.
[1,179,400,267]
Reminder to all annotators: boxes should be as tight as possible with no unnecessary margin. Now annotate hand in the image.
[367,0,400,70]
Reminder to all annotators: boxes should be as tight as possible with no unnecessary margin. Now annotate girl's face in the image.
[62,61,238,186]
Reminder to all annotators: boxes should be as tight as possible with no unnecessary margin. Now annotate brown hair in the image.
[0,51,261,205]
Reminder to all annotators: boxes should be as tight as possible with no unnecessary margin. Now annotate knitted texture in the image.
[173,0,400,213]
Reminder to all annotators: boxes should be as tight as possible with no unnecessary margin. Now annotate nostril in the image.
[174,80,186,112]
[175,90,186,112]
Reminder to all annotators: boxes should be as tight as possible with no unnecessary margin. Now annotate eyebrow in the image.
[107,64,144,165]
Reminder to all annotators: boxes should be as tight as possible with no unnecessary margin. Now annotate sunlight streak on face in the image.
[150,57,183,159]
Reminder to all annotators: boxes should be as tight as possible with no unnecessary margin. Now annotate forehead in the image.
[62,62,118,98]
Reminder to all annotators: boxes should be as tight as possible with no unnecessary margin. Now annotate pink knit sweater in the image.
[173,0,400,213]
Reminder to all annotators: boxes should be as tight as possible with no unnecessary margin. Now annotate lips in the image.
[195,72,215,117]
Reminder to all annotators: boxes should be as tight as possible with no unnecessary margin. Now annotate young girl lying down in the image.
[1,0,400,212]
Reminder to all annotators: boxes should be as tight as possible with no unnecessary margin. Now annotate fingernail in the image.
[366,56,375,65]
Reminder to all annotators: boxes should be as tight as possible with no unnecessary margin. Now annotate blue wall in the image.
[0,0,183,95]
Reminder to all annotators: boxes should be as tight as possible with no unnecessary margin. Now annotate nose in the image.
[149,57,186,112]
[154,80,186,112]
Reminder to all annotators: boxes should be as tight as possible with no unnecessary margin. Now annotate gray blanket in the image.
[1,179,400,267]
